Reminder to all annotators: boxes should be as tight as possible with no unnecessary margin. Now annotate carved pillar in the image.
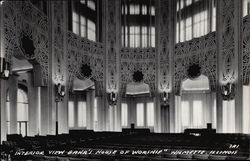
[127,98,136,127]
[86,89,95,130]
[0,80,6,142]
[234,1,243,134]
[96,96,104,131]
[0,1,7,143]
[40,86,52,135]
[108,105,115,131]
[73,95,78,128]
[27,71,40,136]
[115,95,121,131]
[104,0,121,131]
[48,1,69,135]
[57,95,68,134]
[217,0,243,133]
[156,0,175,133]
[9,74,18,134]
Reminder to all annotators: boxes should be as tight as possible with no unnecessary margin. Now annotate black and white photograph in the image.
[0,0,250,160]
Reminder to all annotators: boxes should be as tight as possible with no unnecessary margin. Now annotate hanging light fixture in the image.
[55,83,65,102]
[161,91,169,106]
[221,83,235,101]
[0,57,10,79]
[107,91,117,105]
[0,0,4,6]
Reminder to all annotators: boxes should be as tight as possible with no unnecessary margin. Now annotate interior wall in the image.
[1,0,250,143]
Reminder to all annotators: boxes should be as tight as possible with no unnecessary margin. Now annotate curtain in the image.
[179,92,216,132]
[136,103,144,126]
[68,92,87,128]
[222,100,235,133]
[122,97,154,130]
[243,85,250,134]
[175,96,182,133]
[121,103,128,127]
[68,101,75,127]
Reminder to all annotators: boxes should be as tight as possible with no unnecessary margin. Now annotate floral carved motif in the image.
[174,32,217,95]
[243,15,250,85]
[67,32,104,96]
[120,48,156,96]
[3,1,49,85]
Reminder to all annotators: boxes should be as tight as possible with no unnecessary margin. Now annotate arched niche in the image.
[182,75,210,92]
[126,82,150,96]
[12,56,45,87]
[177,74,216,132]
[121,82,155,132]
[68,62,103,96]
[5,50,46,136]
[68,75,97,131]
[73,77,95,91]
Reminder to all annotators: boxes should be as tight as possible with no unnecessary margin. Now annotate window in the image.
[70,0,101,42]
[17,88,29,137]
[30,0,47,15]
[121,103,128,127]
[121,0,155,48]
[146,102,154,126]
[222,100,235,133]
[136,103,144,126]
[176,0,216,43]
[78,101,87,127]
[193,101,203,127]
[68,101,74,128]
[243,0,250,16]
[181,101,190,128]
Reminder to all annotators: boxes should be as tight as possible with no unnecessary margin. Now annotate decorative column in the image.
[9,74,18,134]
[27,71,40,136]
[127,98,136,127]
[86,89,95,130]
[96,96,105,131]
[0,79,6,142]
[73,95,78,128]
[40,86,51,135]
[49,1,69,134]
[156,0,175,133]
[104,0,121,131]
[217,0,243,133]
[0,1,7,143]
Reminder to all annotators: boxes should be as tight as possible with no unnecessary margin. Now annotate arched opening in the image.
[121,82,155,132]
[16,85,29,137]
[68,77,97,131]
[6,55,43,136]
[178,74,216,132]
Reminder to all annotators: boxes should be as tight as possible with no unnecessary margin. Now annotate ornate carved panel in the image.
[3,1,49,85]
[174,32,217,95]
[157,0,171,93]
[120,48,156,96]
[219,0,237,83]
[106,0,120,93]
[243,15,250,85]
[51,1,67,84]
[67,32,104,96]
